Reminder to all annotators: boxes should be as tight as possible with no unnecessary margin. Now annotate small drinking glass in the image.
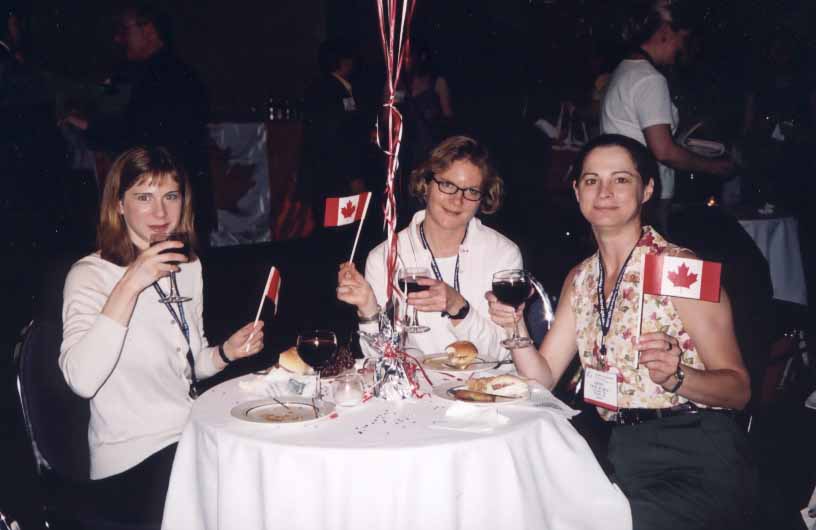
[149,232,191,304]
[492,269,533,349]
[331,373,365,407]
[399,267,431,333]
[296,330,338,399]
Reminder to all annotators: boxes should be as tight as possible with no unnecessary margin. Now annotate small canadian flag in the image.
[643,254,721,302]
[324,192,371,227]
[265,266,282,314]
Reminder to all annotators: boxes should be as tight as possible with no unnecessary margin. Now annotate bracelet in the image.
[357,306,381,323]
[218,343,232,364]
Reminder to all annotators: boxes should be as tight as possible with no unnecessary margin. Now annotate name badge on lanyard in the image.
[584,367,619,411]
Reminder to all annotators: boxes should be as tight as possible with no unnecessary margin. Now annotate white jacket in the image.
[360,210,523,360]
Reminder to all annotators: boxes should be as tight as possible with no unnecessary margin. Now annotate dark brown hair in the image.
[409,135,503,214]
[97,146,197,266]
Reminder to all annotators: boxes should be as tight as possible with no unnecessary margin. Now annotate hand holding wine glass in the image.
[149,232,192,304]
[399,267,432,333]
[491,269,533,349]
[120,239,187,295]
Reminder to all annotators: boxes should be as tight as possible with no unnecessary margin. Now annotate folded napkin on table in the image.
[238,367,317,398]
[429,402,510,433]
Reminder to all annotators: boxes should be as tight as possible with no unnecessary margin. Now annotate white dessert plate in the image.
[432,381,527,406]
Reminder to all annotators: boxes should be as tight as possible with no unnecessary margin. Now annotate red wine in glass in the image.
[401,275,430,294]
[398,267,431,333]
[297,336,338,372]
[492,269,533,349]
[492,278,531,309]
[149,232,192,304]
[296,330,338,400]
[157,240,190,266]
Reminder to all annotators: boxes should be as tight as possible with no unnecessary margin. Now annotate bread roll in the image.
[466,374,528,398]
[445,340,478,368]
[278,347,314,375]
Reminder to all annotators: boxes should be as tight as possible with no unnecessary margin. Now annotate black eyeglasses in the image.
[431,176,483,201]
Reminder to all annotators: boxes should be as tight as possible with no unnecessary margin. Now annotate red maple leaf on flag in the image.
[341,200,356,218]
[667,262,698,288]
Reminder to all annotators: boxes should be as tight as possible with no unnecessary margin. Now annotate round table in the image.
[162,374,631,530]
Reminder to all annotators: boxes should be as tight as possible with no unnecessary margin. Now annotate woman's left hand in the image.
[222,321,265,362]
[407,278,466,315]
[638,332,682,388]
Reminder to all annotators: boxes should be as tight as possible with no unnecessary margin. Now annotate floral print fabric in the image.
[571,226,707,419]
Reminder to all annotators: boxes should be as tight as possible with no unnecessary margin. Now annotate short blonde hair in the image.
[409,135,503,215]
[97,146,197,266]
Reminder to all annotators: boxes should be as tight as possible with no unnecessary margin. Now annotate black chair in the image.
[16,320,156,530]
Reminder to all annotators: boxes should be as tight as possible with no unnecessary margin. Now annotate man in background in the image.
[63,3,214,246]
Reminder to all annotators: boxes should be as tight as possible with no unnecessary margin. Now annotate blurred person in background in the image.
[601,0,733,232]
[298,38,370,225]
[61,3,214,247]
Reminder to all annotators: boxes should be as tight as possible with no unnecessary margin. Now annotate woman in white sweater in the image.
[337,136,522,358]
[60,146,264,525]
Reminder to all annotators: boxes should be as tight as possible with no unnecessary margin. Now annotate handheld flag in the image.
[264,266,282,313]
[635,254,721,365]
[324,192,371,227]
[643,254,721,302]
[246,266,280,353]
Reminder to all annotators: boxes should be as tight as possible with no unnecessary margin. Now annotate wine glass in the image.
[296,330,338,400]
[149,232,192,304]
[398,267,431,333]
[492,269,533,349]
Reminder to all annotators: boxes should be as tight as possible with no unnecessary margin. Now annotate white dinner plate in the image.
[230,398,336,424]
[421,353,497,374]
[432,381,527,406]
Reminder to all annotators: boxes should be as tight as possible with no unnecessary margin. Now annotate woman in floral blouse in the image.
[488,134,757,530]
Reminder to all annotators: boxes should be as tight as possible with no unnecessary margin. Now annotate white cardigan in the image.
[360,211,523,360]
[60,253,220,479]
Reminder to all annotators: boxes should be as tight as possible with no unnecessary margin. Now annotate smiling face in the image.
[573,146,654,229]
[118,175,183,250]
[424,159,483,234]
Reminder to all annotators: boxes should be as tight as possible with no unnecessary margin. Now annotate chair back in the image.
[16,319,90,481]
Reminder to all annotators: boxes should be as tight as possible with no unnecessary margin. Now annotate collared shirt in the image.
[571,226,708,420]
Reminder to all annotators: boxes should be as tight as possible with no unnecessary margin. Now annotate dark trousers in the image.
[90,443,178,525]
[608,411,759,530]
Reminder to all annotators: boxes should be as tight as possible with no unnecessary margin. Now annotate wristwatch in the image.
[443,300,470,320]
[668,363,685,393]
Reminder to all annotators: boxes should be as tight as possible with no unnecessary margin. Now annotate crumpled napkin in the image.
[511,383,581,419]
[238,367,317,398]
[430,402,510,433]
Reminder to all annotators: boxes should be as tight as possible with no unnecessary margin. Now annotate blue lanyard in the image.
[419,222,465,292]
[595,240,639,368]
[154,278,198,399]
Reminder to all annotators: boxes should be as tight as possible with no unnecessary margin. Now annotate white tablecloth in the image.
[162,374,631,530]
[738,216,808,305]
